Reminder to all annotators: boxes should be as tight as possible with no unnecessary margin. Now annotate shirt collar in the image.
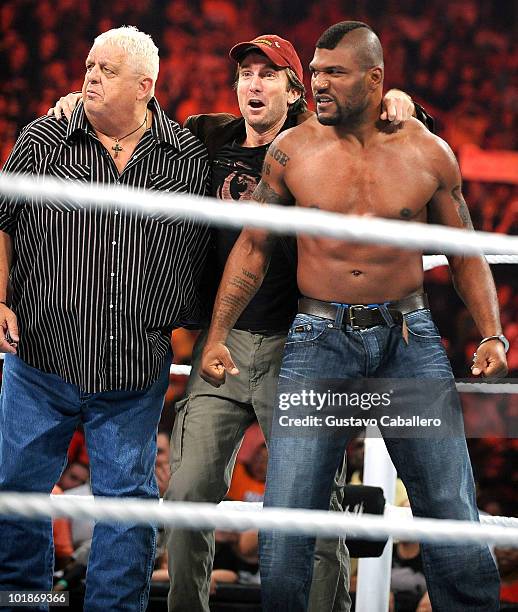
[147,97,181,150]
[66,102,90,141]
[65,97,181,151]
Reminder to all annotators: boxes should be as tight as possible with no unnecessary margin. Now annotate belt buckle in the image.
[348,304,367,330]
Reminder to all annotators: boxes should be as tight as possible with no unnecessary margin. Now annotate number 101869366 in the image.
[0,591,69,607]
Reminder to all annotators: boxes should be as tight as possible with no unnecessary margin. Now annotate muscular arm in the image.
[428,140,507,378]
[200,138,295,386]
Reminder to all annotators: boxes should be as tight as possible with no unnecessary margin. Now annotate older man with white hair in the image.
[0,26,208,611]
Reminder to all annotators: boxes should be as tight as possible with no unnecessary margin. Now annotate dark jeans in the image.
[259,308,499,612]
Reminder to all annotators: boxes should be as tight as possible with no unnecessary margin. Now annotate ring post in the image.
[355,427,396,611]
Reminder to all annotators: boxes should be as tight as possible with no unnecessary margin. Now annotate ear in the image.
[136,76,154,101]
[368,66,383,90]
[287,88,301,106]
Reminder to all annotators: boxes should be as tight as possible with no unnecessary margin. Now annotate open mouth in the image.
[316,96,334,108]
[248,99,265,109]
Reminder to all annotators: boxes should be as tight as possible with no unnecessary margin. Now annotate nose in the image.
[312,72,330,91]
[87,65,100,83]
[249,74,263,92]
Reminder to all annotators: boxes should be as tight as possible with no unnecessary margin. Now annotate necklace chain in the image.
[98,110,148,158]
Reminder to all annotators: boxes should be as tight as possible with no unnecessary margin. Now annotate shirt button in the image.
[112,241,117,245]
[109,304,114,309]
[109,335,114,340]
[114,210,119,215]
[110,272,115,277]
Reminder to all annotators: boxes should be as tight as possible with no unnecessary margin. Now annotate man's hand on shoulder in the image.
[380,89,415,125]
[0,304,19,354]
[47,92,82,121]
[200,342,239,387]
[471,339,508,380]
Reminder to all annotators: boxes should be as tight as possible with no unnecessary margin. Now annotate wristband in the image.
[478,335,509,353]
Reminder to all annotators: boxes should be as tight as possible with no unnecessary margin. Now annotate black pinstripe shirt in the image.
[0,98,209,392]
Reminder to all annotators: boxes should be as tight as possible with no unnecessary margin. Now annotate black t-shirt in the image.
[210,140,298,332]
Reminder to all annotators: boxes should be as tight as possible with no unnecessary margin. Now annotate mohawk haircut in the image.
[316,21,383,70]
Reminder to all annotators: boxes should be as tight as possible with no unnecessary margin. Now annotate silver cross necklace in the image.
[101,110,148,158]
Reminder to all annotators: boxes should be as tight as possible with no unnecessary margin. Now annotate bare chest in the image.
[287,144,438,220]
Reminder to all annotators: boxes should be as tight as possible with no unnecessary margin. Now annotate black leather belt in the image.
[298,294,429,330]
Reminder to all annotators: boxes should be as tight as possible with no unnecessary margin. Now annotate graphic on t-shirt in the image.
[215,161,259,202]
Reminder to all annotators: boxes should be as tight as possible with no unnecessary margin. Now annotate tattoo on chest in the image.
[451,186,474,229]
[268,144,290,166]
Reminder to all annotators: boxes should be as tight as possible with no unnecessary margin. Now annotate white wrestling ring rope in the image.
[423,254,518,270]
[221,500,518,529]
[2,173,518,256]
[0,493,517,548]
[0,359,516,394]
[0,359,515,393]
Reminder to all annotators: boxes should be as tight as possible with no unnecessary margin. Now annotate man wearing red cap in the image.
[47,33,429,612]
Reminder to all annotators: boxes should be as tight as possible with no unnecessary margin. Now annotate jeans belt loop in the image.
[378,303,396,327]
[333,303,346,328]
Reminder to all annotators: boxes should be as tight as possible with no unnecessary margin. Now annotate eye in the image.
[265,71,276,78]
[103,67,114,75]
[240,70,253,79]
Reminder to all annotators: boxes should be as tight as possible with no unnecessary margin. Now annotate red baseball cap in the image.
[229,34,303,83]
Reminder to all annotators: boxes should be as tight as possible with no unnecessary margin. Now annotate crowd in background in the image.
[1,0,517,604]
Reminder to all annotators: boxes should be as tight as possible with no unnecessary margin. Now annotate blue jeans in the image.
[0,354,170,612]
[260,308,499,612]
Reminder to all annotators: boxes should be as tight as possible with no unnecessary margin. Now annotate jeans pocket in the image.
[170,396,189,472]
[405,309,442,342]
[285,314,330,345]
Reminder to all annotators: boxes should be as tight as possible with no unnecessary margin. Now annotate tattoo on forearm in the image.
[452,186,474,229]
[229,276,256,293]
[214,295,246,329]
[242,268,259,282]
[268,144,290,166]
[214,269,262,328]
[253,180,291,205]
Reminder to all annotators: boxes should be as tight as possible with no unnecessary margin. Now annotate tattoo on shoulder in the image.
[268,144,290,166]
[253,180,291,206]
[451,185,474,229]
